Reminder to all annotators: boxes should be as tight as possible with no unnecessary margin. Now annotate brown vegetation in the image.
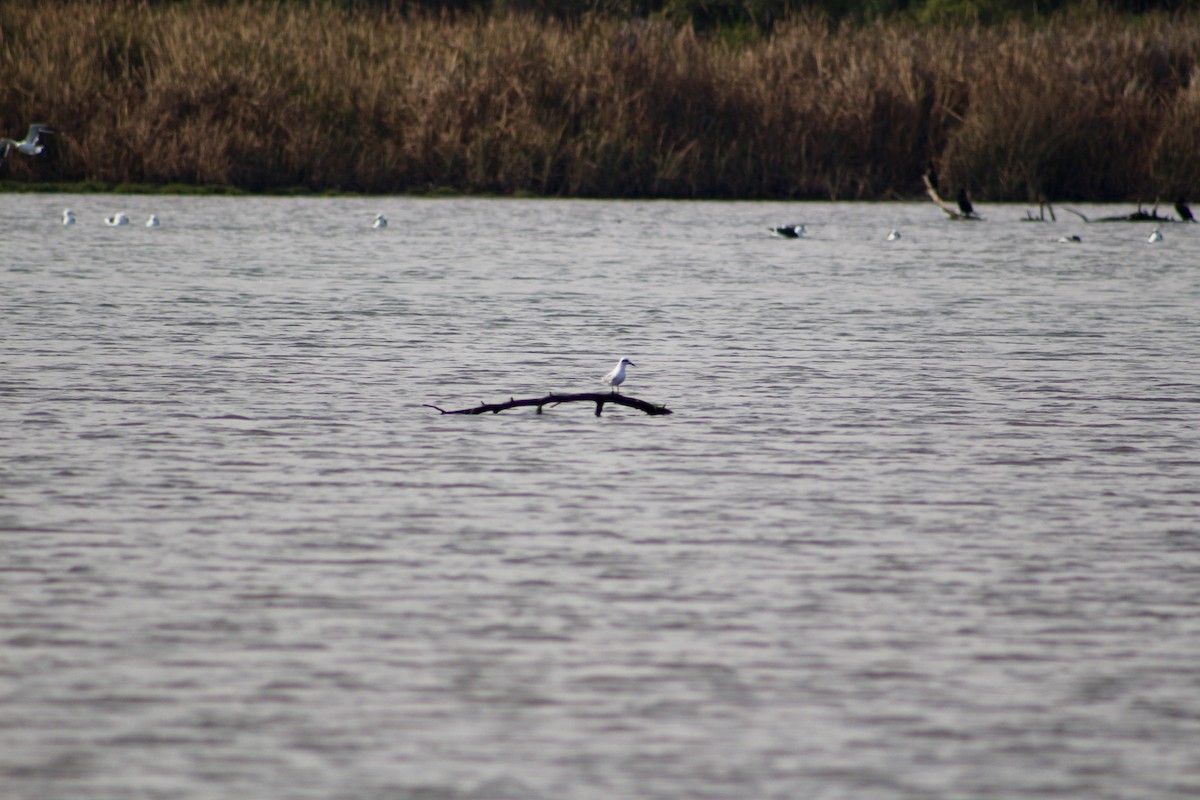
[1,2,1198,200]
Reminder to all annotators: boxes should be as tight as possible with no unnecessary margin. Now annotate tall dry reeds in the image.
[1,2,1197,199]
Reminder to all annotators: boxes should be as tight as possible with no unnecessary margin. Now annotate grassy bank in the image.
[1,2,1198,200]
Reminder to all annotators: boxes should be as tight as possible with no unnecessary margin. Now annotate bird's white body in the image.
[106,213,129,226]
[1148,228,1163,243]
[604,357,635,393]
[146,214,159,227]
[886,229,900,241]
[62,209,75,226]
[0,124,52,159]
[372,214,387,229]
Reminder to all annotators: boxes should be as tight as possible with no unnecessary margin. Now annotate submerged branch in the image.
[424,392,673,417]
[1023,200,1057,221]
[1062,206,1178,223]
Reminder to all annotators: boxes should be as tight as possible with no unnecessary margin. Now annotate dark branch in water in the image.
[424,392,673,417]
[1023,200,1057,221]
[1062,205,1178,223]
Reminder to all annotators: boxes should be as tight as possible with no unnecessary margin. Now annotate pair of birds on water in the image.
[61,209,159,227]
[1057,229,1165,243]
[770,223,901,241]
[107,212,158,227]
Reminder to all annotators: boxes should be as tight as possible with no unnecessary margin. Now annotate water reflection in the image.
[1,195,1198,799]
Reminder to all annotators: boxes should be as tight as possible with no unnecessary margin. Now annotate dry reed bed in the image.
[1,2,1198,199]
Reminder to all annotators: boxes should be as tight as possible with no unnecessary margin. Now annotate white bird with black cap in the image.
[603,357,635,394]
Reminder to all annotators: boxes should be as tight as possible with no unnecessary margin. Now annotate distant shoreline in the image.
[2,3,1197,202]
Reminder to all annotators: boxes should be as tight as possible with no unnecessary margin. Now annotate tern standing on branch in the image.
[0,123,53,163]
[604,358,635,394]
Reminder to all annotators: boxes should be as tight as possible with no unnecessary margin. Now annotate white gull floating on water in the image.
[372,214,387,229]
[146,214,160,227]
[886,229,901,241]
[603,357,635,394]
[62,209,75,226]
[105,213,129,226]
[1147,228,1163,243]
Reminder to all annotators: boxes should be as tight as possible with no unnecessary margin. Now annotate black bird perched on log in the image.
[956,188,975,218]
[1175,198,1195,222]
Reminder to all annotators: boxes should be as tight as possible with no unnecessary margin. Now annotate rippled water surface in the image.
[2,195,1199,799]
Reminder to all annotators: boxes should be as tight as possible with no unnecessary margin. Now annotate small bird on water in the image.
[146,214,160,228]
[604,357,635,394]
[105,212,129,226]
[62,209,75,226]
[886,229,901,241]
[0,123,53,162]
[769,224,807,239]
[1148,228,1163,243]
[372,213,387,229]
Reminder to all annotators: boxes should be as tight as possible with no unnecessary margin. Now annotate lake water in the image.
[2,194,1198,800]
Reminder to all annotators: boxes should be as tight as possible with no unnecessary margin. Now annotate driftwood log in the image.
[425,392,673,416]
[1062,205,1178,223]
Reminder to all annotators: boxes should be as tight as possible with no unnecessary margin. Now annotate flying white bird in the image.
[105,212,129,226]
[146,214,160,227]
[1147,228,1163,243]
[62,209,75,226]
[372,213,387,229]
[603,357,635,394]
[0,123,53,161]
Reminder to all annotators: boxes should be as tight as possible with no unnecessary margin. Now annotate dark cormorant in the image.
[956,188,975,218]
[1175,198,1195,222]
